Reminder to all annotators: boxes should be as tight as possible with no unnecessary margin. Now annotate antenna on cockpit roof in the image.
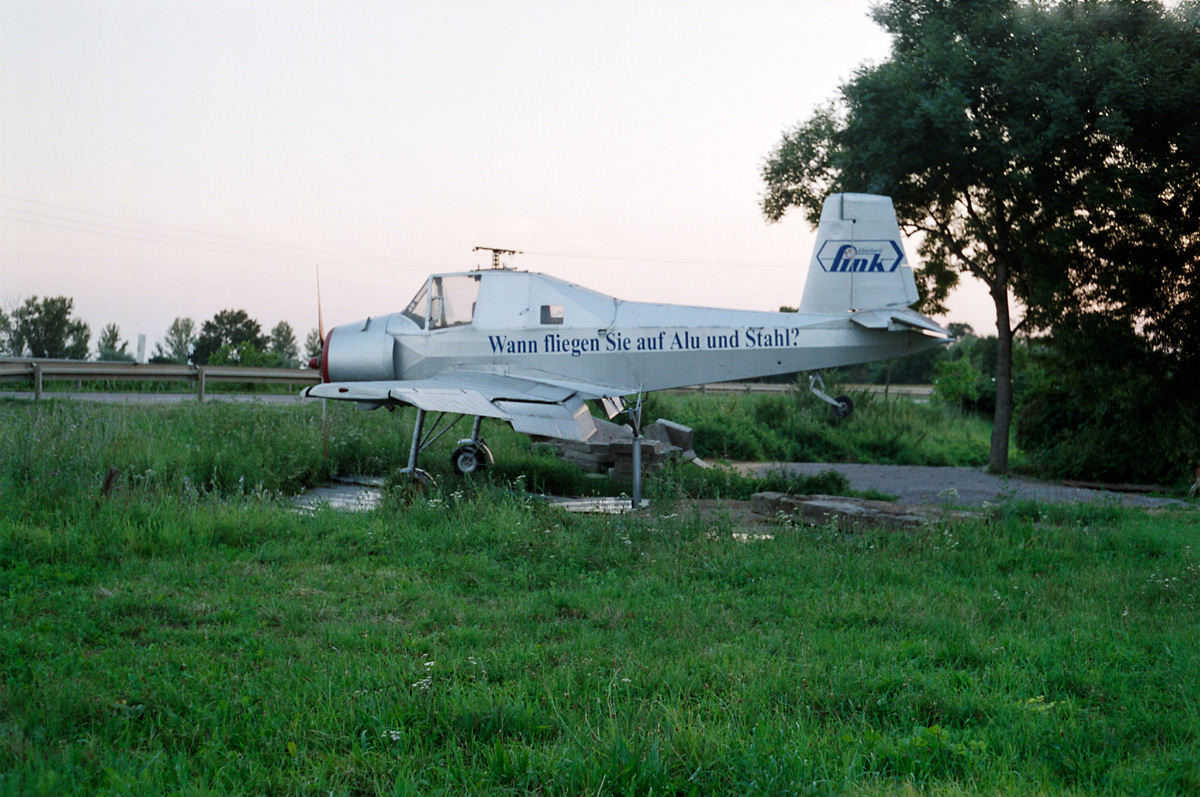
[472,246,522,270]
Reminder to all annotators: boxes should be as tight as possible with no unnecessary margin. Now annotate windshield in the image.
[429,274,480,330]
[402,279,430,329]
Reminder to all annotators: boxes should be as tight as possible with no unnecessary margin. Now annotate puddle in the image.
[538,496,650,514]
[292,476,649,515]
[291,476,384,513]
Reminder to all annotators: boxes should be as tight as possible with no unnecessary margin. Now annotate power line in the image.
[2,194,802,273]
[0,196,454,272]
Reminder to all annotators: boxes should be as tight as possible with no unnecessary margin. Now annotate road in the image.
[736,462,1184,509]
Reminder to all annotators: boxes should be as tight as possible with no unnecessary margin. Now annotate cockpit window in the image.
[429,274,481,330]
[402,279,430,329]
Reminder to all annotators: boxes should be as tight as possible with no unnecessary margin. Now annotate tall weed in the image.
[649,388,992,466]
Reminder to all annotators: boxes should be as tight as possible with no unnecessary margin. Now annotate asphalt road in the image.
[737,462,1186,509]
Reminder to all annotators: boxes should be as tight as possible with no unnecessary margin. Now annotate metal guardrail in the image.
[0,358,932,402]
[0,358,319,400]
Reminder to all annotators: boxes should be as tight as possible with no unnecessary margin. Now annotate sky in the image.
[1,0,997,357]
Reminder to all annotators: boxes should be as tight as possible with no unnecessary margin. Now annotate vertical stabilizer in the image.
[799,194,920,314]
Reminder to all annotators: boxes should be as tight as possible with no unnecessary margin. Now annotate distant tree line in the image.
[0,296,320,369]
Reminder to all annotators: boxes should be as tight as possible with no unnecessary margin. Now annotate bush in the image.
[1015,320,1200,488]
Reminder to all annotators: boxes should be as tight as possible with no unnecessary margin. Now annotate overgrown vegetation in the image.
[1016,318,1200,487]
[2,393,991,516]
[645,386,992,468]
[0,398,1197,795]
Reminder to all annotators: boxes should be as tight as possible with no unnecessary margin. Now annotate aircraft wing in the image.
[303,372,606,441]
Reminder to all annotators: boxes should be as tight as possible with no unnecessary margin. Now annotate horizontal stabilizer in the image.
[850,308,953,337]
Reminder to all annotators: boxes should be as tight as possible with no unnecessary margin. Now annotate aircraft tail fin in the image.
[799,193,920,315]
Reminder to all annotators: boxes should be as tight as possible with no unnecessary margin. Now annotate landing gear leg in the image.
[451,417,493,476]
[808,373,854,420]
[400,408,433,487]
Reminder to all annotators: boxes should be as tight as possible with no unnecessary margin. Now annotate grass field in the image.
[1,398,1197,795]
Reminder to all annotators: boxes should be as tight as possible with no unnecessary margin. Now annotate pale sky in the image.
[1,0,995,356]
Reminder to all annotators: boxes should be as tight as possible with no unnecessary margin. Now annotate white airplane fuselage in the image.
[325,269,942,396]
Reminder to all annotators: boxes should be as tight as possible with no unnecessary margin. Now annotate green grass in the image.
[0,397,875,510]
[1,398,1197,794]
[645,388,997,468]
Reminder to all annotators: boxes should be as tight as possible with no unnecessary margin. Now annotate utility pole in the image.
[472,246,522,270]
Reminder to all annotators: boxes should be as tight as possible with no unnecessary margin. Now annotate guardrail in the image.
[0,358,932,402]
[0,358,319,401]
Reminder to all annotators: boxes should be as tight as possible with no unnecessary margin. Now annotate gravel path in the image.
[737,462,1186,509]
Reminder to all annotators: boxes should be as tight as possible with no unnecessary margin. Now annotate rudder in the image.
[799,194,920,314]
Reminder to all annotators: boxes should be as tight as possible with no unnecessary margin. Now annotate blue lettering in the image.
[489,335,537,354]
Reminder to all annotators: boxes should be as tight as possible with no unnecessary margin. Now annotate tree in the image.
[96,323,135,362]
[761,0,1200,473]
[153,317,196,364]
[268,321,300,368]
[0,308,13,356]
[7,296,90,359]
[193,309,266,365]
[304,328,323,364]
[208,341,270,367]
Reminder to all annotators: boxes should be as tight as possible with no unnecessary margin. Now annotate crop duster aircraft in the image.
[304,193,951,485]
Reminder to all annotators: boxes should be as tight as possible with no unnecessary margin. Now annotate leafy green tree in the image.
[7,296,90,359]
[0,308,13,356]
[153,317,196,364]
[761,0,1200,473]
[933,357,982,411]
[304,328,323,364]
[208,342,270,367]
[193,309,266,365]
[96,323,135,362]
[268,321,300,368]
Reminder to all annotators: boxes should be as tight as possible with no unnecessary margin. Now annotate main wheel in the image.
[832,395,854,420]
[451,443,490,475]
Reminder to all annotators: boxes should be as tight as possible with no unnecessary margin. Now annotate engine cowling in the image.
[319,317,400,383]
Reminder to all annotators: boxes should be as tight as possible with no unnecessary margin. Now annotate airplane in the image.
[304,193,951,487]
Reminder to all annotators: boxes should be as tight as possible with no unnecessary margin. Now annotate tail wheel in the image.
[451,443,491,476]
[832,395,854,420]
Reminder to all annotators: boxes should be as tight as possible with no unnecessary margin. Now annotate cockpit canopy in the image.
[401,274,481,330]
[397,270,619,331]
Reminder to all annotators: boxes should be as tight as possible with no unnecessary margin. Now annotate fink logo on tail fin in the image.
[816,240,905,273]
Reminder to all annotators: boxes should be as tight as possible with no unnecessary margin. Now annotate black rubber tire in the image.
[451,444,488,476]
[832,395,854,420]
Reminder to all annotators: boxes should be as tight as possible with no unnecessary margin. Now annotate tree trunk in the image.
[989,280,1014,474]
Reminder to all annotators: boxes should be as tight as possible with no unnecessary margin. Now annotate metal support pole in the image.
[631,395,643,510]
[406,408,426,473]
[33,363,42,401]
[198,367,206,401]
[632,433,642,510]
[470,415,483,443]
